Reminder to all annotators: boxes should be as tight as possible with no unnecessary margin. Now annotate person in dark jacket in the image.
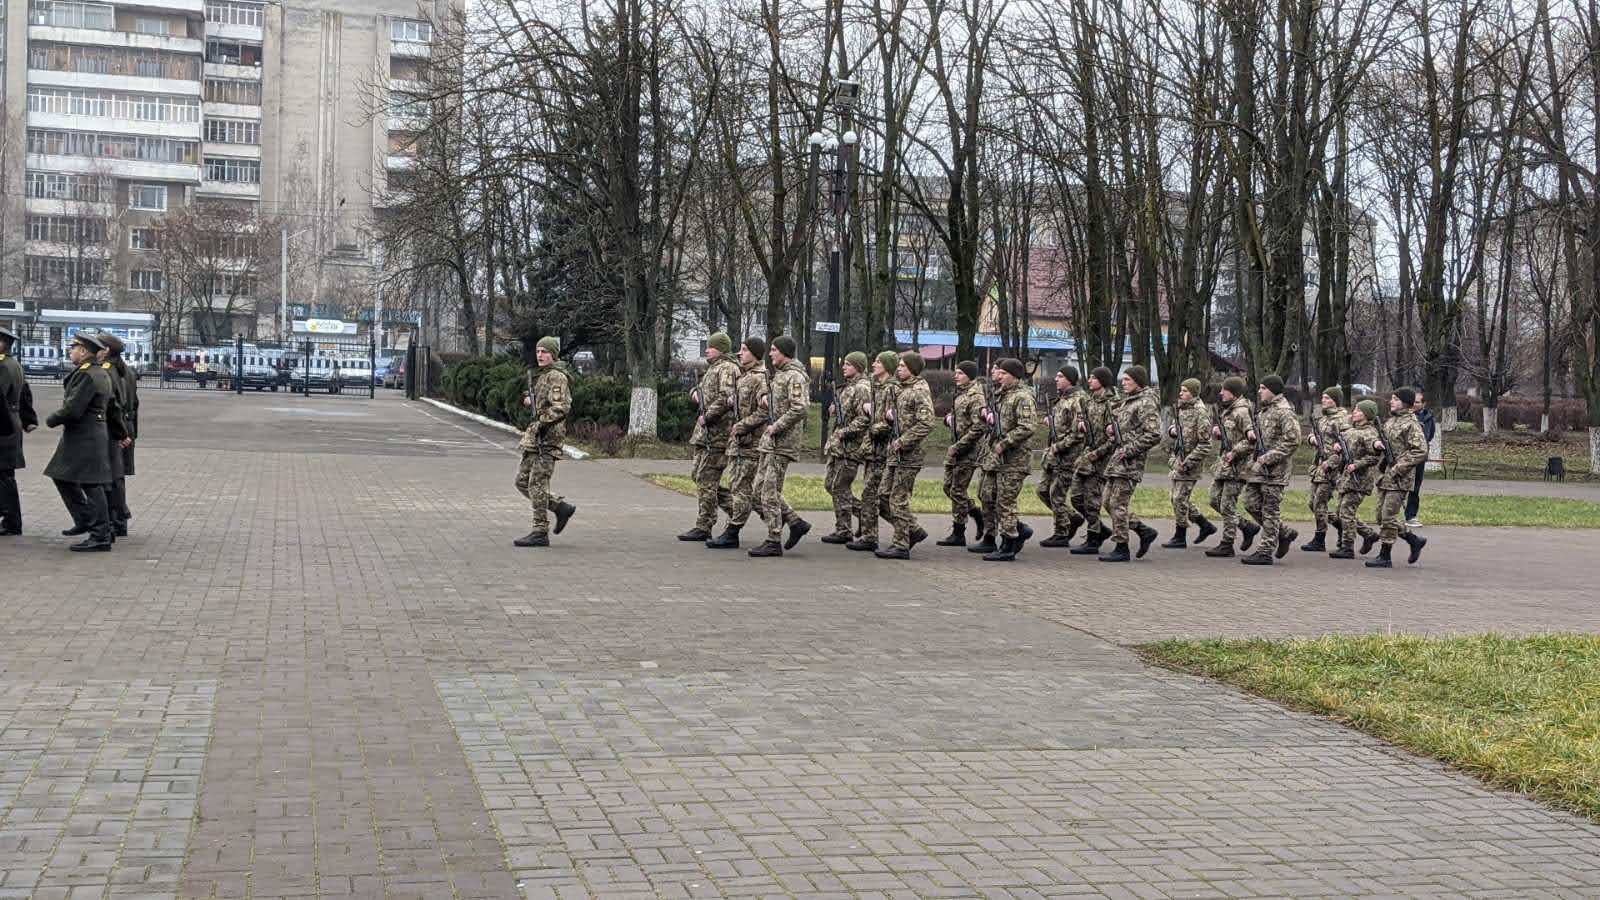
[1406,389,1437,526]
[0,325,38,535]
[45,333,119,551]
[97,334,138,535]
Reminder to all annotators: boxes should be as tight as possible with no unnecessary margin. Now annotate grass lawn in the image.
[1140,635,1600,821]
[642,472,1600,528]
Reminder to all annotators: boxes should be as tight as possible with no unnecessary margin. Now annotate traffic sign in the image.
[814,321,841,333]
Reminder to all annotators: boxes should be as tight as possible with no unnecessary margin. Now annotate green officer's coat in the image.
[44,362,113,484]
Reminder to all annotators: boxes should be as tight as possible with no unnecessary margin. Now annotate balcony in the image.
[203,142,260,160]
[26,153,202,184]
[385,154,418,172]
[206,22,264,43]
[28,112,203,142]
[24,197,117,218]
[203,101,261,120]
[204,61,261,81]
[29,25,204,56]
[196,181,261,199]
[25,240,115,260]
[116,0,205,12]
[390,39,431,59]
[27,68,202,98]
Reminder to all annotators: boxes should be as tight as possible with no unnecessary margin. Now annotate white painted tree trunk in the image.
[1440,406,1459,430]
[628,386,658,436]
[1425,428,1444,472]
[1540,413,1550,434]
[1590,427,1600,475]
[1481,406,1497,434]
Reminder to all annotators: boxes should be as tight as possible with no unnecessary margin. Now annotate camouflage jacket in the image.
[888,376,936,467]
[1043,386,1087,471]
[1334,421,1384,494]
[1213,396,1254,480]
[824,373,873,461]
[728,360,769,458]
[1377,408,1428,491]
[1104,387,1162,480]
[1308,406,1352,484]
[518,363,572,457]
[1169,397,1213,481]
[982,381,1036,473]
[757,359,809,460]
[689,354,741,451]
[864,375,900,463]
[1243,395,1301,486]
[946,380,987,465]
[1073,388,1114,476]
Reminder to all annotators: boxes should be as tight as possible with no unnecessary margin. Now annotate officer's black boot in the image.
[1402,531,1427,564]
[1192,515,1217,545]
[1204,539,1235,558]
[1135,524,1158,558]
[784,518,811,550]
[1365,543,1394,568]
[748,539,783,557]
[936,525,967,547]
[552,501,577,534]
[1359,532,1378,555]
[1161,526,1188,549]
[70,536,112,552]
[677,527,713,542]
[1300,530,1326,552]
[706,525,742,549]
[513,531,549,547]
[968,533,997,554]
[1098,541,1131,563]
[1275,527,1297,559]
[1239,521,1261,552]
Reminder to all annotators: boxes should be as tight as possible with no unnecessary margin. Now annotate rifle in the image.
[766,382,776,425]
[834,381,847,429]
[1375,421,1395,470]
[983,379,1001,439]
[1170,412,1186,457]
[1310,413,1327,465]
[1335,434,1353,468]
[1040,386,1057,444]
[528,369,544,452]
[1214,405,1234,454]
[1248,406,1266,459]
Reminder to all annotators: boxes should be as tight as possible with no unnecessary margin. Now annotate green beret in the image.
[536,336,560,355]
[875,350,899,372]
[1125,365,1149,388]
[1356,399,1379,422]
[1260,373,1285,396]
[899,351,925,376]
[1181,377,1202,396]
[843,351,868,373]
[1323,385,1343,406]
[708,332,732,354]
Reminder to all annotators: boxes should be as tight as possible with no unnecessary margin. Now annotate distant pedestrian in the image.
[0,325,38,536]
[1406,388,1436,527]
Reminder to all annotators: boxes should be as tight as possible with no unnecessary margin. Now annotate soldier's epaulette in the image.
[102,362,112,369]
[79,363,92,370]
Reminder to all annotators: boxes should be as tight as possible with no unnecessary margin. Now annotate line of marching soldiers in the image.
[0,329,138,551]
[675,335,1428,569]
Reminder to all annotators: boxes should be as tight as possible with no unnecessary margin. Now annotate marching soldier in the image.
[1205,377,1261,557]
[847,350,901,552]
[513,337,577,547]
[678,332,741,542]
[45,334,116,551]
[876,352,935,559]
[820,351,873,544]
[747,335,811,557]
[978,358,1036,562]
[1329,399,1383,559]
[707,336,768,548]
[1368,388,1429,568]
[1239,374,1302,565]
[0,325,37,536]
[1067,367,1115,556]
[1037,366,1088,548]
[1302,386,1351,552]
[1098,365,1161,562]
[937,360,986,546]
[96,334,138,536]
[1163,377,1217,549]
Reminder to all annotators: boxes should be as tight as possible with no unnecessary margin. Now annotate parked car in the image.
[301,355,337,391]
[335,357,373,392]
[162,349,199,382]
[237,352,285,391]
[382,361,407,390]
[374,355,398,388]
[20,344,66,379]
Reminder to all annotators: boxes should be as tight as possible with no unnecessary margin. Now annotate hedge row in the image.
[440,355,696,442]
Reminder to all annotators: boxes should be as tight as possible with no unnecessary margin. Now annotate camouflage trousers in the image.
[1069,470,1108,540]
[855,458,888,542]
[1335,488,1379,551]
[1376,488,1412,545]
[720,453,761,527]
[942,461,978,529]
[1102,476,1146,544]
[514,451,564,535]
[885,464,922,549]
[1169,479,1203,528]
[1308,478,1337,532]
[823,456,862,535]
[1241,482,1285,555]
[752,452,799,543]
[980,469,1028,539]
[1036,465,1084,535]
[690,447,730,531]
[1209,477,1244,544]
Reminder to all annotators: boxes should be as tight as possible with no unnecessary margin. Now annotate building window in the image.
[27,130,199,165]
[207,273,255,297]
[25,255,107,286]
[133,16,169,36]
[130,270,164,292]
[204,157,260,184]
[28,1,114,30]
[204,78,262,105]
[205,1,263,27]
[204,118,260,145]
[130,227,160,250]
[28,88,200,123]
[205,40,261,66]
[25,170,106,202]
[28,43,200,80]
[391,18,432,43]
[26,215,108,244]
[129,184,168,211]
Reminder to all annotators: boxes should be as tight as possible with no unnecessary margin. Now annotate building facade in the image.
[0,0,456,343]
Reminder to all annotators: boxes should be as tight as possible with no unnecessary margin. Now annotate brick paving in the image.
[0,385,1595,898]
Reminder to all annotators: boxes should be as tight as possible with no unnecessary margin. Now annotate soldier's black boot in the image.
[552,501,577,534]
[1275,527,1297,559]
[1239,521,1260,552]
[1204,539,1235,558]
[677,527,713,542]
[1328,544,1356,560]
[1161,526,1188,549]
[936,526,967,547]
[1300,530,1326,552]
[513,531,549,547]
[1240,547,1274,565]
[706,525,741,549]
[910,527,928,547]
[845,536,877,551]
[1070,530,1104,555]
[874,546,910,560]
[1016,524,1033,548]
[748,539,783,557]
[1039,530,1073,548]
[1134,524,1158,558]
[1192,515,1217,545]
[982,534,1017,562]
[1098,541,1131,563]
[1402,532,1427,564]
[784,518,812,550]
[968,533,997,554]
[968,508,985,535]
[1359,532,1378,555]
[820,529,853,544]
[1365,543,1394,568]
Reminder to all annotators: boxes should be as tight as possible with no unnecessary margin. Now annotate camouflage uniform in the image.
[1037,387,1087,536]
[943,379,987,530]
[1240,395,1302,556]
[1168,397,1213,527]
[978,382,1036,540]
[688,355,741,532]
[823,373,873,536]
[1307,406,1352,533]
[1069,388,1113,541]
[854,375,900,544]
[1376,408,1428,544]
[515,363,571,535]
[1332,420,1383,552]
[1101,387,1162,544]
[884,375,935,549]
[721,359,770,526]
[1209,396,1254,544]
[752,359,809,543]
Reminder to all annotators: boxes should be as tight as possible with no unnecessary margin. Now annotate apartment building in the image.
[0,0,457,337]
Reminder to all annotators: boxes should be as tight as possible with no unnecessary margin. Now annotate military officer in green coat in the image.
[0,325,38,535]
[46,334,119,551]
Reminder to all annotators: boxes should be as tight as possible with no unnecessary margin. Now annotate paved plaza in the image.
[2,385,1598,899]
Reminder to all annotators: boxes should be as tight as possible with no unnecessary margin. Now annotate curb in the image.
[418,397,591,459]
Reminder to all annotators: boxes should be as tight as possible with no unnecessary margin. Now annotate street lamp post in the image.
[814,79,861,453]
